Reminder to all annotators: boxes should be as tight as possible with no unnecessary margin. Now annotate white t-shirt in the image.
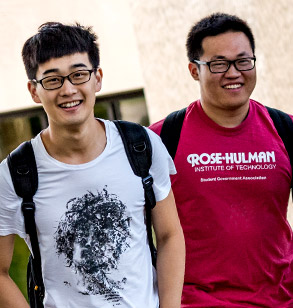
[0,119,176,308]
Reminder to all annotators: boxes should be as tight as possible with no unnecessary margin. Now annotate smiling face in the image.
[28,52,102,130]
[189,31,256,120]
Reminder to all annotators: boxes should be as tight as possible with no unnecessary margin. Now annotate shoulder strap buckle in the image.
[142,174,153,189]
[22,200,36,212]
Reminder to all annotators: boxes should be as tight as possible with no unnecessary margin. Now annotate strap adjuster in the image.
[21,201,35,213]
[142,175,153,189]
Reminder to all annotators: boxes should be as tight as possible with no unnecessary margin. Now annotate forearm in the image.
[156,233,185,308]
[0,274,29,308]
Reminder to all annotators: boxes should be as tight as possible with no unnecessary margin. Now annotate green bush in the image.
[9,235,30,301]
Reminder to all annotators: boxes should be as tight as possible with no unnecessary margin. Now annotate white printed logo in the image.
[187,151,276,166]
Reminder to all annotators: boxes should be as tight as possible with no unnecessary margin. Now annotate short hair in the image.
[22,22,100,80]
[186,12,255,62]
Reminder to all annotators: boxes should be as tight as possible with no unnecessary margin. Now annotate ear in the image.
[94,68,103,92]
[188,62,200,81]
[27,81,42,104]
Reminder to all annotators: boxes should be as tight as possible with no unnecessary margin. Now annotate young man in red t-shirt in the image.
[150,12,293,308]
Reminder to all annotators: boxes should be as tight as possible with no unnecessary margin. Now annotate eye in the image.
[71,71,89,80]
[236,58,251,66]
[43,76,62,85]
[210,61,227,68]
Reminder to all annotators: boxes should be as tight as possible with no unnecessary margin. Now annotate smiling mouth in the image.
[59,100,82,108]
[223,84,242,89]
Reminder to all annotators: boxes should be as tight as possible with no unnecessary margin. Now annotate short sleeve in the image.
[0,158,27,238]
[145,128,176,202]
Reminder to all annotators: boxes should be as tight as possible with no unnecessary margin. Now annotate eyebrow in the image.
[42,63,88,76]
[210,52,252,60]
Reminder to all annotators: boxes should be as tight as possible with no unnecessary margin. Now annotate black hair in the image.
[186,13,255,61]
[22,22,100,80]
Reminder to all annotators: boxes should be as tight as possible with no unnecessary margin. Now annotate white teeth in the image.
[224,84,241,89]
[60,101,81,108]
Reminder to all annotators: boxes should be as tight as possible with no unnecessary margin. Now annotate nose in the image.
[59,77,77,96]
[224,63,241,77]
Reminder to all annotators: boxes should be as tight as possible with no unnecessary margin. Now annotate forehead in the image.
[36,52,91,77]
[201,31,253,59]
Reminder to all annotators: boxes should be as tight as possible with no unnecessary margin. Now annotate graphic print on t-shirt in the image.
[187,150,276,182]
[55,187,131,305]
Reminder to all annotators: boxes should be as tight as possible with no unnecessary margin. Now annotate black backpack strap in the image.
[114,120,157,266]
[266,106,293,188]
[7,141,45,305]
[160,107,187,159]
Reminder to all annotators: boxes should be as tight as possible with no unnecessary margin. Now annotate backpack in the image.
[7,120,156,308]
[160,106,293,188]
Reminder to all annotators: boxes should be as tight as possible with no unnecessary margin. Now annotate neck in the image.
[200,101,250,128]
[41,118,106,164]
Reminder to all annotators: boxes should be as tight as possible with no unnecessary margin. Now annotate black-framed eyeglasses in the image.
[193,57,256,73]
[32,69,96,90]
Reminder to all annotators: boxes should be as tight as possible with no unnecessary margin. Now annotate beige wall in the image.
[0,0,292,120]
[128,0,293,123]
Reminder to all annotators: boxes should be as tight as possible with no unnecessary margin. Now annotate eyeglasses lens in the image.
[42,70,92,90]
[210,58,255,73]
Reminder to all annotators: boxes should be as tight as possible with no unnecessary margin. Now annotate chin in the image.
[224,98,249,109]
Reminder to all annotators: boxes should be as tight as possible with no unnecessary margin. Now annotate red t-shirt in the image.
[150,100,293,308]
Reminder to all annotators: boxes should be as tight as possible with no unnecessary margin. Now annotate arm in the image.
[0,234,29,308]
[152,189,185,308]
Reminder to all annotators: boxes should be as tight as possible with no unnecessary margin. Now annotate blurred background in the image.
[0,0,292,300]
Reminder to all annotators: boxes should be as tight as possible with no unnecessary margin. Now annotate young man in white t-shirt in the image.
[0,22,185,308]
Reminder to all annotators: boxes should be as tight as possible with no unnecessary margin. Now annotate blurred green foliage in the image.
[9,235,30,301]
